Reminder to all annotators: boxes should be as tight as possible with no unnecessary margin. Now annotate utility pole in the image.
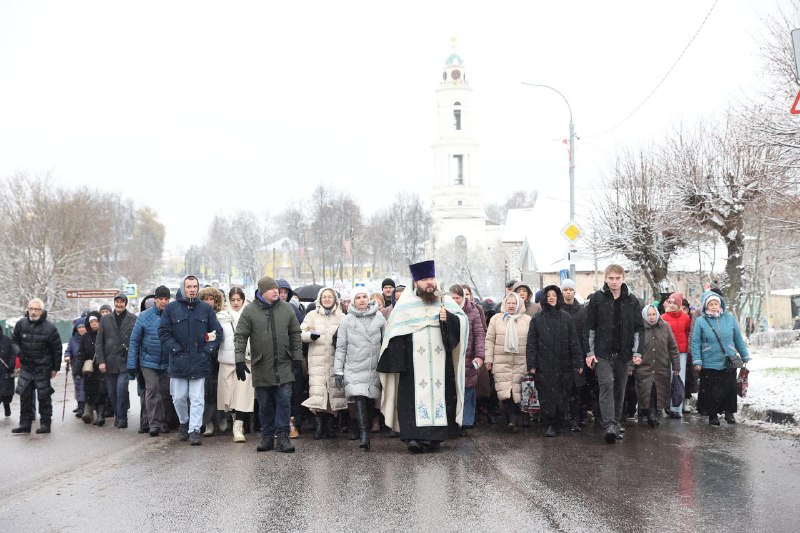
[521,82,577,281]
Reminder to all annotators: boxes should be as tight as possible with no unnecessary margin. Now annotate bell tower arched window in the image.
[453,101,462,130]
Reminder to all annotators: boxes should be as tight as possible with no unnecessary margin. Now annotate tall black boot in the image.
[347,403,359,440]
[324,413,337,439]
[354,397,370,451]
[313,414,324,440]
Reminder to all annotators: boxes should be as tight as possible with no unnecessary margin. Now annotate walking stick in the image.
[61,362,70,422]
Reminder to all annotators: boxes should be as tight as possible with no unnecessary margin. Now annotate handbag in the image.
[737,367,750,398]
[82,359,94,373]
[671,375,685,407]
[520,374,540,414]
[703,316,744,368]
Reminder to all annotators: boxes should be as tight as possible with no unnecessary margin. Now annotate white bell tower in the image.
[429,37,488,257]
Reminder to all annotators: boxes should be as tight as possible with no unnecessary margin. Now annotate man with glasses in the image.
[12,298,63,434]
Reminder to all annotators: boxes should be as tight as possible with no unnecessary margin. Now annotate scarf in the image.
[502,293,524,354]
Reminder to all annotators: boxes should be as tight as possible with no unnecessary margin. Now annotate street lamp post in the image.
[521,82,576,281]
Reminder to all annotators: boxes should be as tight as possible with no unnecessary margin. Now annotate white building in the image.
[428,44,490,260]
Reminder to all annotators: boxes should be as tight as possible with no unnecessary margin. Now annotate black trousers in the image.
[17,366,53,422]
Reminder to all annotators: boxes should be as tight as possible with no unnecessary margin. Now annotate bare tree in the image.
[667,113,785,315]
[590,146,685,296]
[389,192,431,269]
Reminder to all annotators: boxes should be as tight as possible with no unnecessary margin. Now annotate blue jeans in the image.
[256,383,292,437]
[670,353,688,413]
[463,386,477,426]
[170,377,205,432]
[105,373,130,422]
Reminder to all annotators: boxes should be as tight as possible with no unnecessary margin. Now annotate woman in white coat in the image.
[301,287,347,439]
[216,287,254,443]
[334,288,385,451]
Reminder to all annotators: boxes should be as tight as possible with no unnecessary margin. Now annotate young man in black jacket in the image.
[584,265,644,443]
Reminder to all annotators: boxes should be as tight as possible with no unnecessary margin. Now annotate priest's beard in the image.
[415,281,437,304]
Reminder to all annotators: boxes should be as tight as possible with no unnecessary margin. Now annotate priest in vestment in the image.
[378,260,467,453]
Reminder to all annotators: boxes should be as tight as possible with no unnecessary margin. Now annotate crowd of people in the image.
[2,261,751,453]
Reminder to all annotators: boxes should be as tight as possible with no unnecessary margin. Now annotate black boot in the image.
[275,432,295,453]
[647,409,659,428]
[324,413,337,439]
[3,402,11,417]
[36,419,51,434]
[12,419,32,434]
[313,414,324,440]
[354,397,370,451]
[256,435,274,452]
[347,403,359,440]
[94,411,106,427]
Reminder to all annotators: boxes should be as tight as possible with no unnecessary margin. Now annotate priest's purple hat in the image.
[409,260,436,282]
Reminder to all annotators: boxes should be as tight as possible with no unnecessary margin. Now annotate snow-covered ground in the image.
[735,342,800,435]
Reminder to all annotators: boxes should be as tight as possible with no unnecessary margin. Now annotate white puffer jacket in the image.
[301,288,347,412]
[334,302,385,400]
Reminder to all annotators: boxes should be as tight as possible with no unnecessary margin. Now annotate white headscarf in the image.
[502,292,524,353]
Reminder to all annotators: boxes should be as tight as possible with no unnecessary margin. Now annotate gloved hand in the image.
[335,375,344,389]
[128,369,137,380]
[310,332,321,341]
[235,361,250,381]
[292,360,302,374]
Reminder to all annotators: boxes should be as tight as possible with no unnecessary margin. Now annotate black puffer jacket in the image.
[526,286,583,375]
[584,283,644,361]
[12,310,62,371]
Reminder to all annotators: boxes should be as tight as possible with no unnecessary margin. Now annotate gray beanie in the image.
[560,279,576,291]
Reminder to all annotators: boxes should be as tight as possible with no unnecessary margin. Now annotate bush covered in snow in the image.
[749,330,798,348]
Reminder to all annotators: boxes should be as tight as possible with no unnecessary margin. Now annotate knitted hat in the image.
[99,304,112,313]
[155,285,171,299]
[666,292,684,308]
[381,278,396,289]
[561,279,576,291]
[257,276,278,294]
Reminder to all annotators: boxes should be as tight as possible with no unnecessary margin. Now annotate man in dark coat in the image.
[526,285,583,437]
[1,328,18,418]
[584,265,644,443]
[159,275,223,446]
[381,278,396,308]
[560,279,590,431]
[95,293,137,429]
[12,298,62,434]
[377,260,467,454]
[234,276,302,453]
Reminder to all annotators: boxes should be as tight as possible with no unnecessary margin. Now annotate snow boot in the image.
[256,435,274,452]
[289,416,300,439]
[233,420,246,443]
[275,433,295,453]
[709,413,720,426]
[82,404,94,424]
[36,419,51,434]
[178,422,190,441]
[12,419,32,434]
[724,412,736,424]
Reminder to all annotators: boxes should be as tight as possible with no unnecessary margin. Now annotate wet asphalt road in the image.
[2,387,799,533]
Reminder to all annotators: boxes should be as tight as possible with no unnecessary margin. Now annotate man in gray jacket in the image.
[95,293,137,429]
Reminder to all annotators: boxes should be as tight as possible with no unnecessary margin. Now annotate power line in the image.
[584,0,720,139]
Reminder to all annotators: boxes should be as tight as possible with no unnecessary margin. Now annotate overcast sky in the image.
[0,1,787,251]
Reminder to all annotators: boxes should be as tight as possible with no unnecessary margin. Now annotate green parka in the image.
[234,295,301,387]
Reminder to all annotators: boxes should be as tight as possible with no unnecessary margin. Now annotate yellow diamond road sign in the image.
[561,221,583,242]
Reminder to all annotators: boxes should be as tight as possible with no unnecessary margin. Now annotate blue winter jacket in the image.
[691,292,750,371]
[158,295,223,379]
[128,306,169,372]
